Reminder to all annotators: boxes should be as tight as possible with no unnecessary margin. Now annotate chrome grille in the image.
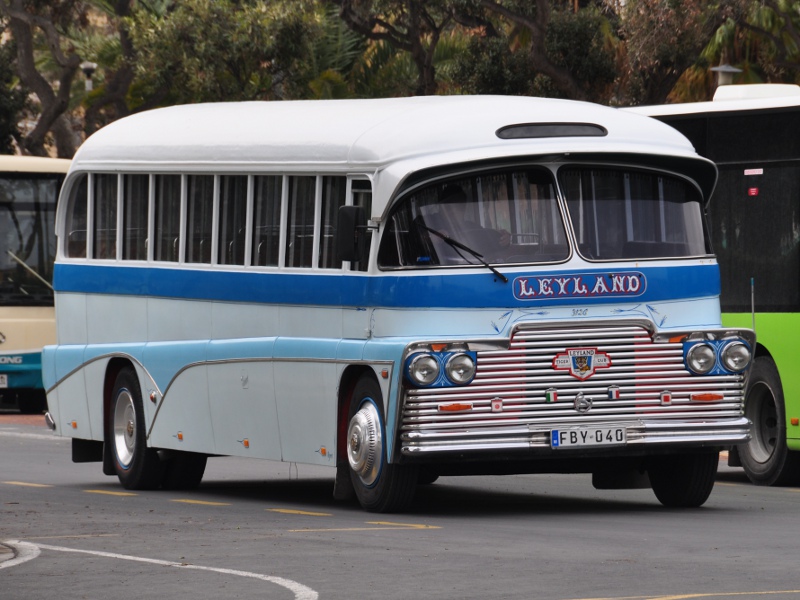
[400,322,748,455]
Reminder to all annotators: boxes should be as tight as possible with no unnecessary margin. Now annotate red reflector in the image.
[691,393,723,402]
[748,187,759,196]
[791,418,799,426]
[438,402,473,412]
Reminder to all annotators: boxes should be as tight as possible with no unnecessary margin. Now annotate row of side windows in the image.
[64,172,372,271]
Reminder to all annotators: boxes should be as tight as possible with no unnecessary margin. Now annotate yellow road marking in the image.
[84,489,137,497]
[366,521,440,529]
[170,499,230,506]
[2,481,53,488]
[289,521,441,532]
[267,508,332,517]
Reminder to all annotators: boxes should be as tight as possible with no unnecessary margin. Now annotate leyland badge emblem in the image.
[552,347,611,380]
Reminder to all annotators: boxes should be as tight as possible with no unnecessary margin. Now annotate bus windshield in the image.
[560,167,710,260]
[0,173,60,306]
[379,167,569,267]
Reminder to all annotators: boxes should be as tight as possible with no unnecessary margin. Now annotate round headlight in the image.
[687,343,716,374]
[721,341,751,372]
[408,354,440,386]
[445,353,476,385]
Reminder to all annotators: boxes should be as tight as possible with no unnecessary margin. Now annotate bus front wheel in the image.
[739,356,800,486]
[108,367,164,490]
[648,451,718,507]
[346,375,417,512]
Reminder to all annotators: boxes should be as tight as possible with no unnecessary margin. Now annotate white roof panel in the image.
[73,95,701,172]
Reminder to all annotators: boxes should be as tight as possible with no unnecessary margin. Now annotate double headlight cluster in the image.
[405,346,477,388]
[685,338,752,375]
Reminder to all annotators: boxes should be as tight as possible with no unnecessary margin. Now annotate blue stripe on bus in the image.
[53,263,720,308]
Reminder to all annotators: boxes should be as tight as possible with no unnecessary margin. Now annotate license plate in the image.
[551,426,626,449]
[0,374,6,388]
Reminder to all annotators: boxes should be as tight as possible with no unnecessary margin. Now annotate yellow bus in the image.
[0,155,70,413]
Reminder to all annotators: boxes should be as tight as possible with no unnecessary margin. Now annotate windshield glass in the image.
[378,167,569,268]
[559,167,709,260]
[0,174,61,306]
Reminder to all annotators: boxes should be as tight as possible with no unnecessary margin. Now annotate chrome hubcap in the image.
[113,390,137,468]
[347,401,382,486]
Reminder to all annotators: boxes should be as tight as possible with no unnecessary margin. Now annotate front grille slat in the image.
[399,322,748,455]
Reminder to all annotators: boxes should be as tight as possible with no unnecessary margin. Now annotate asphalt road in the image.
[2,410,800,600]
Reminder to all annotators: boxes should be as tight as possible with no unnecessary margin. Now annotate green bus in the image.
[629,84,800,485]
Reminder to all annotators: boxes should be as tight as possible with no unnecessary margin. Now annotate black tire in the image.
[346,374,417,512]
[108,367,164,490]
[739,356,800,486]
[161,452,207,490]
[648,452,718,508]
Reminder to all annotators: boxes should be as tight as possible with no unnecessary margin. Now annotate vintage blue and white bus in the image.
[0,155,70,414]
[43,96,754,512]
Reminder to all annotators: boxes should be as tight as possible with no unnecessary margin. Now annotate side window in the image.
[122,174,149,261]
[185,175,213,263]
[65,174,88,258]
[93,174,118,259]
[350,179,372,272]
[218,175,247,266]
[286,176,316,268]
[155,174,181,262]
[252,176,282,267]
[319,176,346,268]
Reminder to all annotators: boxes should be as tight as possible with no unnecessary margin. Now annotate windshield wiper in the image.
[418,224,508,283]
[7,250,54,292]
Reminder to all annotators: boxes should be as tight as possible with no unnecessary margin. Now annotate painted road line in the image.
[266,509,332,517]
[2,481,53,488]
[0,540,40,570]
[171,499,230,506]
[288,521,441,532]
[1,540,318,600]
[84,489,137,497]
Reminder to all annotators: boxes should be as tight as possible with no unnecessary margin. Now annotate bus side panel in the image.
[273,338,340,466]
[51,347,92,440]
[86,295,148,344]
[144,341,211,452]
[55,293,88,345]
[206,360,281,459]
[723,312,800,449]
[147,297,213,342]
[147,363,214,453]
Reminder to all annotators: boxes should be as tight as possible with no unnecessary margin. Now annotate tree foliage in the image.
[6,0,800,157]
[126,0,318,104]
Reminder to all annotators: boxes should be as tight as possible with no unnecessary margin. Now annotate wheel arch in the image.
[337,365,379,465]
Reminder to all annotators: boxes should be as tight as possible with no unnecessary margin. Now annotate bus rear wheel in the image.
[739,356,800,486]
[648,451,718,508]
[346,374,417,512]
[108,367,164,490]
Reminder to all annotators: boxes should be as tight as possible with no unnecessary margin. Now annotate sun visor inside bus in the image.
[496,123,608,139]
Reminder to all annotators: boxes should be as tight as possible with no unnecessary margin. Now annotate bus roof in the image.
[73,95,704,169]
[0,155,71,174]
[626,84,800,118]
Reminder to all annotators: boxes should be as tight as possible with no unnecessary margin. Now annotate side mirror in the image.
[337,205,368,263]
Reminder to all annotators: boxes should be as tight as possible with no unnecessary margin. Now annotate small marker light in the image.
[177,432,184,441]
[71,421,77,429]
[691,393,724,402]
[381,369,389,379]
[243,438,250,448]
[791,418,799,427]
